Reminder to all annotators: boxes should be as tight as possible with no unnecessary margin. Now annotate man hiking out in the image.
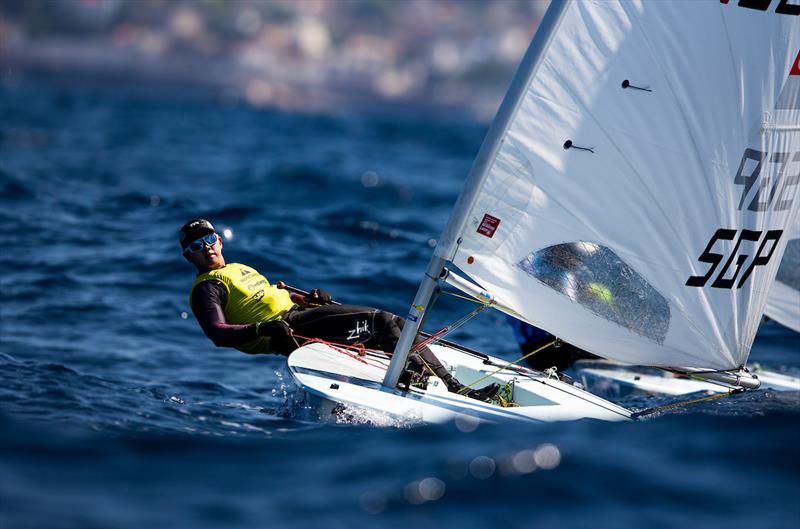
[180,218,499,402]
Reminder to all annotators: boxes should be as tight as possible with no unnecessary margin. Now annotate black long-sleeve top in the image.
[190,280,260,347]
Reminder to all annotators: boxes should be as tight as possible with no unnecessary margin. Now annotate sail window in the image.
[776,238,800,290]
[517,242,671,344]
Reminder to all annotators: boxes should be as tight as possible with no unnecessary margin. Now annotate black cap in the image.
[179,219,216,251]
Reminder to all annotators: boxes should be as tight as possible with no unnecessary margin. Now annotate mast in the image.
[382,0,572,388]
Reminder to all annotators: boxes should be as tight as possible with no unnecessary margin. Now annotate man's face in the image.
[184,233,225,271]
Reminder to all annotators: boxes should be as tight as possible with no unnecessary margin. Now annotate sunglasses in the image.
[183,233,219,254]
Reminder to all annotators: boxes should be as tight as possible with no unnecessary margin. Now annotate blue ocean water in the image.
[1,80,798,529]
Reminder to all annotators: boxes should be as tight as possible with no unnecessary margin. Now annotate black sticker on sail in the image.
[517,242,670,344]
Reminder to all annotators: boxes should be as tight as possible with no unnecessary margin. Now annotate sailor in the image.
[179,218,500,402]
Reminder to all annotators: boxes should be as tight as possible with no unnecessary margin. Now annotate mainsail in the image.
[765,219,800,332]
[387,0,800,385]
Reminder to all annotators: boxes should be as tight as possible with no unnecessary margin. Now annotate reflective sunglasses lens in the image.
[188,241,204,253]
[203,233,219,245]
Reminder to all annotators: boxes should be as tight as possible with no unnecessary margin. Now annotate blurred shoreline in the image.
[1,0,547,121]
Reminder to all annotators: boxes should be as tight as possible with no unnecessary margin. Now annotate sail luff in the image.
[383,0,572,388]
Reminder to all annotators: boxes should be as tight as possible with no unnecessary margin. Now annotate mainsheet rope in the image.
[631,388,745,419]
[457,338,559,391]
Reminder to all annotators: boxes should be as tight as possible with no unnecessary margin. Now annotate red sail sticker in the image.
[477,214,501,238]
[792,50,800,76]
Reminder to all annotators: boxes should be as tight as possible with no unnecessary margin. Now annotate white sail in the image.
[437,0,800,371]
[765,219,800,332]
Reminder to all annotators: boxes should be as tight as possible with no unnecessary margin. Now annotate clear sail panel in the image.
[517,242,670,344]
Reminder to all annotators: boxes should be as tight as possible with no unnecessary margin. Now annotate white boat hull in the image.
[287,342,631,426]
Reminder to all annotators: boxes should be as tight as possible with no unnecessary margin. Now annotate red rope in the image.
[291,334,389,369]
[412,326,449,352]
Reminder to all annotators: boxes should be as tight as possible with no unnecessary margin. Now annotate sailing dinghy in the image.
[289,0,800,425]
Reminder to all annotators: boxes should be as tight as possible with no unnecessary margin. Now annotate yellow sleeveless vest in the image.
[190,263,294,354]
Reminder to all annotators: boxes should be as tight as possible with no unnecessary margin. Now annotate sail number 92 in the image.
[686,229,783,289]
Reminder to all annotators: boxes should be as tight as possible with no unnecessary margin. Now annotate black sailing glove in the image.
[306,288,332,306]
[255,320,292,339]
